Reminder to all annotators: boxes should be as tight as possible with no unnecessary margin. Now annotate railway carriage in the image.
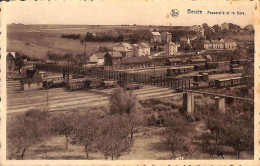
[166,66,194,76]
[215,78,232,88]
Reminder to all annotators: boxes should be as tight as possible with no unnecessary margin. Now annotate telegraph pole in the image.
[46,83,49,106]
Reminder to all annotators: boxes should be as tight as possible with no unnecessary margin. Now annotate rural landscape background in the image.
[6,23,254,160]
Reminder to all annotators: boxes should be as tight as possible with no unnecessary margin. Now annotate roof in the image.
[7,52,15,59]
[114,42,133,49]
[93,52,106,59]
[167,58,182,62]
[168,42,180,46]
[168,66,194,69]
[191,59,206,62]
[211,40,220,44]
[222,39,236,43]
[107,51,123,58]
[161,32,171,35]
[203,40,211,44]
[121,57,151,64]
[151,32,161,36]
[139,42,150,48]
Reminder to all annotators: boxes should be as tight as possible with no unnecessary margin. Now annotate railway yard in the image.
[7,80,181,113]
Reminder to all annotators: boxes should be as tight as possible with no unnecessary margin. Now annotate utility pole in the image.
[46,83,49,106]
[84,40,87,69]
[153,56,155,76]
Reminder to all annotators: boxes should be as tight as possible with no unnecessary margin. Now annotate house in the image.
[150,56,167,66]
[165,57,182,66]
[161,32,172,43]
[121,57,151,69]
[104,51,123,69]
[211,40,224,50]
[21,69,43,91]
[133,42,150,57]
[220,39,237,50]
[7,52,16,71]
[113,42,134,57]
[151,32,162,43]
[89,52,106,65]
[203,40,212,50]
[139,43,150,56]
[179,37,192,50]
[163,42,180,56]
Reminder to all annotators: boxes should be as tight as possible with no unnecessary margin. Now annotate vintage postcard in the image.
[0,0,259,165]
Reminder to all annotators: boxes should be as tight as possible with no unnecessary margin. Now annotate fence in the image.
[35,64,192,91]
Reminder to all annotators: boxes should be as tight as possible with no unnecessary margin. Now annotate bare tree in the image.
[162,113,190,159]
[97,115,133,160]
[71,112,99,159]
[51,113,75,150]
[221,109,253,159]
[7,109,50,159]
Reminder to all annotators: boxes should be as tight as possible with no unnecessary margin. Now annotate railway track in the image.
[6,83,182,114]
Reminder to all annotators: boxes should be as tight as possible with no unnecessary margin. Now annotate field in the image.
[7,24,149,60]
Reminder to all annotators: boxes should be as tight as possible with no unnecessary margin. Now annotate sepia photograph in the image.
[1,1,259,165]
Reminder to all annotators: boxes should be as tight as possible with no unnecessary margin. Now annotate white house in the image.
[203,40,212,50]
[132,42,150,57]
[220,39,237,50]
[211,40,224,50]
[112,42,134,57]
[89,52,106,65]
[164,42,180,56]
[151,32,162,43]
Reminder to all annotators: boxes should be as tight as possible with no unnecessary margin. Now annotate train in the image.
[67,77,118,91]
[43,75,66,88]
[192,76,249,89]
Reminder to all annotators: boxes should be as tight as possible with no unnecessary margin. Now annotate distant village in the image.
[6,22,254,91]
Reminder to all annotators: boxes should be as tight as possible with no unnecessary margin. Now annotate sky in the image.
[4,1,256,27]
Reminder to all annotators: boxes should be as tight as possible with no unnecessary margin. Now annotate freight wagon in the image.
[215,78,232,88]
[43,75,65,88]
[166,66,194,76]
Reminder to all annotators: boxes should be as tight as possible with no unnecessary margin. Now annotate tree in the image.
[71,112,99,159]
[7,109,50,159]
[14,52,25,75]
[47,52,61,64]
[62,54,74,66]
[85,32,95,41]
[206,106,225,144]
[51,113,75,150]
[162,113,190,159]
[221,105,254,158]
[75,54,86,67]
[97,115,133,160]
[109,87,144,138]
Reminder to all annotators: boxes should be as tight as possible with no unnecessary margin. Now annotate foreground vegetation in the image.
[7,87,254,160]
